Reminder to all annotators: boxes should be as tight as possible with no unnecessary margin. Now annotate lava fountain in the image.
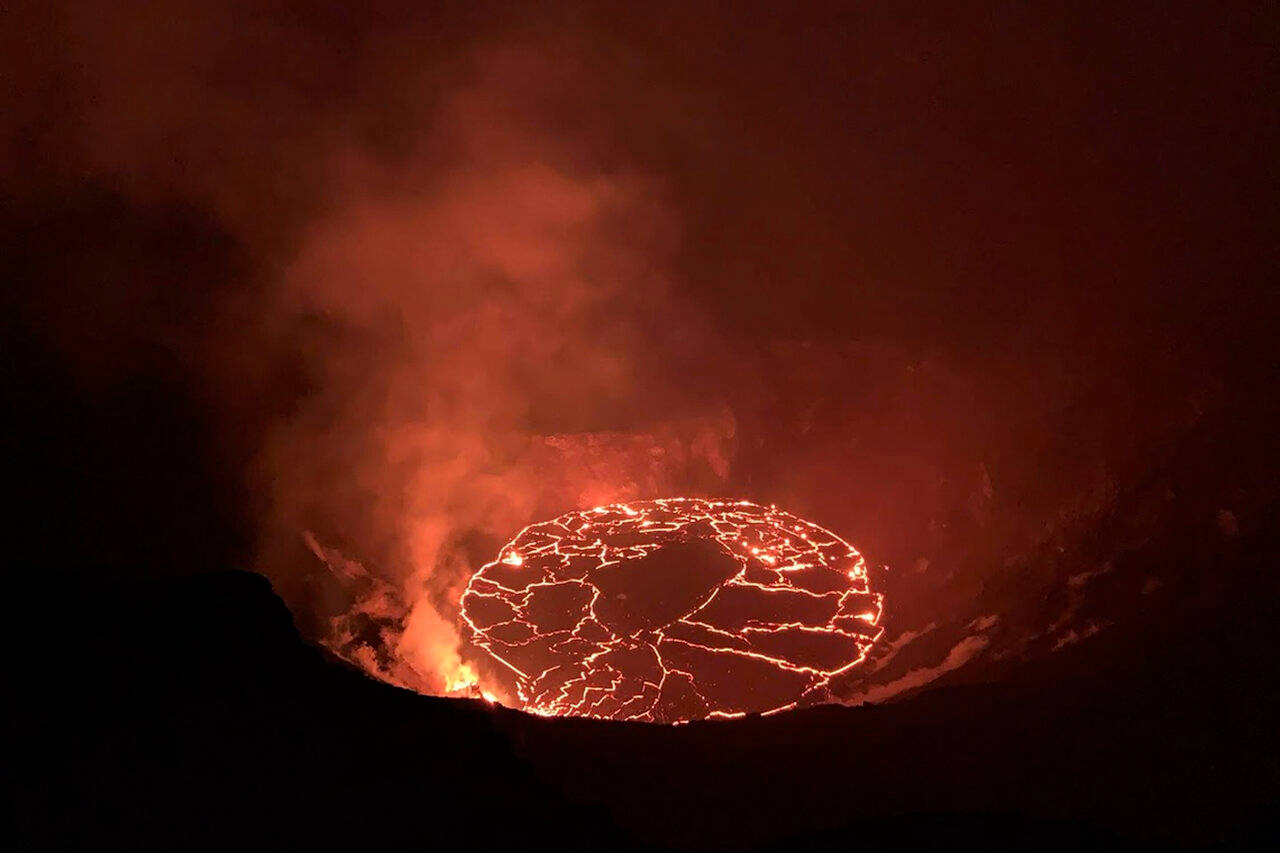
[460,498,884,723]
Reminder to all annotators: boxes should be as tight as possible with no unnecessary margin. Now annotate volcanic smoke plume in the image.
[263,44,738,700]
[461,499,884,722]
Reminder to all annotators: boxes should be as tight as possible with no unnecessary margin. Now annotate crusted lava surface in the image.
[461,499,884,721]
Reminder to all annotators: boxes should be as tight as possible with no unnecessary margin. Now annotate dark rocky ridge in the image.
[25,511,1279,851]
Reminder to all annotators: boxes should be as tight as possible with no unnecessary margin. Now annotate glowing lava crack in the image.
[460,498,884,722]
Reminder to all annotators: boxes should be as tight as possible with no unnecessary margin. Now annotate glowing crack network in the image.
[460,498,884,723]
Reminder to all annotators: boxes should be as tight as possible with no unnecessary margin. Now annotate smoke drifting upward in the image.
[8,3,738,692]
[259,48,737,692]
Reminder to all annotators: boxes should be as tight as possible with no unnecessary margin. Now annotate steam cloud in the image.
[259,50,738,690]
[14,4,737,692]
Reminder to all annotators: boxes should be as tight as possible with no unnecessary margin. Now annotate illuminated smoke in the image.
[460,498,884,722]
[259,46,738,695]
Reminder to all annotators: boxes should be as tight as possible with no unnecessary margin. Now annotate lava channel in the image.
[460,498,884,723]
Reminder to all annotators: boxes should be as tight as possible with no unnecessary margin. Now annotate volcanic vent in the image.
[461,499,884,722]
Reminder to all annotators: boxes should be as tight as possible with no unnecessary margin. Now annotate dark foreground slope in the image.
[25,571,630,850]
[21,385,1280,851]
[23,525,1279,853]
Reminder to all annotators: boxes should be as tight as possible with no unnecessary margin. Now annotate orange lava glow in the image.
[443,662,497,702]
[460,498,884,722]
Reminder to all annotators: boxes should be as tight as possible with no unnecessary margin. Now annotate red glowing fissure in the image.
[459,498,884,722]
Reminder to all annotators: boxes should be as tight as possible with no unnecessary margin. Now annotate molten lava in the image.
[460,498,884,722]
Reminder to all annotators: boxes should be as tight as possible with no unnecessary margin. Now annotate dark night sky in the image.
[4,1,1277,703]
